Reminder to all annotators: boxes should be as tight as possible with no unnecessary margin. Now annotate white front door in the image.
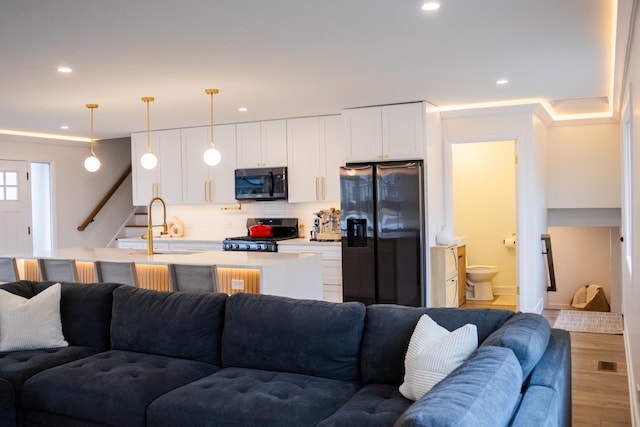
[0,160,31,254]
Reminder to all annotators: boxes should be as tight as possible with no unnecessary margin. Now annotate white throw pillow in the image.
[0,283,68,352]
[399,314,478,401]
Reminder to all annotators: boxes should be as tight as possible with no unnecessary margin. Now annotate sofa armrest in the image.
[509,385,558,427]
[394,346,522,427]
[519,329,571,427]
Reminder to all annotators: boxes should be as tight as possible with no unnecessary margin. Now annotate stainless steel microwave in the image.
[234,167,288,201]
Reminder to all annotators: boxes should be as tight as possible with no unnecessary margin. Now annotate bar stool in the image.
[94,261,138,287]
[0,257,19,283]
[167,264,219,293]
[37,258,79,282]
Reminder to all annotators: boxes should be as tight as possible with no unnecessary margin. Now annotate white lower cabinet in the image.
[278,242,342,302]
[430,245,459,307]
[117,239,222,251]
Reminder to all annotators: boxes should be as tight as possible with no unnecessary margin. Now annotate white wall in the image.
[547,226,618,310]
[547,123,620,208]
[0,137,133,249]
[441,107,549,313]
[161,200,340,241]
[621,1,640,422]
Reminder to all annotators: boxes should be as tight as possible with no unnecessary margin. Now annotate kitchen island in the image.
[12,247,323,300]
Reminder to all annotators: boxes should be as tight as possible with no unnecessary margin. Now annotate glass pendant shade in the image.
[140,97,157,170]
[204,147,222,166]
[84,155,101,172]
[140,152,158,170]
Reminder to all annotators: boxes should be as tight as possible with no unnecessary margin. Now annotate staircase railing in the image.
[77,165,132,231]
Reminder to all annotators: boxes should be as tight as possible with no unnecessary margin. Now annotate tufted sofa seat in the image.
[0,280,570,427]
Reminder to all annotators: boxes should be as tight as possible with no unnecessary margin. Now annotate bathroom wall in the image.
[546,226,619,310]
[452,140,517,293]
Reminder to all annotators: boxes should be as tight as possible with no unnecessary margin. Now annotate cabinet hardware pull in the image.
[204,181,208,201]
[321,176,326,200]
[315,177,319,200]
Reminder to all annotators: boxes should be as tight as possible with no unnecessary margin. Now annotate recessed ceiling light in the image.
[60,125,69,130]
[496,78,509,85]
[421,2,441,11]
[238,107,248,112]
[57,66,72,73]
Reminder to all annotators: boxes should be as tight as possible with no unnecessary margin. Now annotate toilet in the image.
[466,265,499,301]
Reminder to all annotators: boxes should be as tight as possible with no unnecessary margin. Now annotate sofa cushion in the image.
[0,378,15,427]
[394,346,523,427]
[0,282,67,352]
[111,287,227,365]
[316,383,412,427]
[221,293,366,382]
[399,314,477,400]
[360,305,513,385]
[0,347,98,392]
[481,312,551,379]
[522,328,571,427]
[0,281,120,350]
[147,367,360,427]
[21,350,218,427]
[509,385,557,427]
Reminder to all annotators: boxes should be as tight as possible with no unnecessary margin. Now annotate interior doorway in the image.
[0,160,32,254]
[451,140,518,310]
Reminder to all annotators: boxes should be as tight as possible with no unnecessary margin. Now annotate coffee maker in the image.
[310,208,341,241]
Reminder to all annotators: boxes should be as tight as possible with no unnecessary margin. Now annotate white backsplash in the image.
[164,201,340,240]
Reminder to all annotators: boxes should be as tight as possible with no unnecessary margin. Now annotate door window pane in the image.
[0,171,19,201]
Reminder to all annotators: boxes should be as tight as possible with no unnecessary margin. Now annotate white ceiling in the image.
[0,0,622,142]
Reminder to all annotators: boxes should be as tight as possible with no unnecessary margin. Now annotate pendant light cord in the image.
[205,89,219,148]
[86,104,99,156]
[142,97,155,153]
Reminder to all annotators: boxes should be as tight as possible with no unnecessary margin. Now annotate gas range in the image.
[223,218,299,252]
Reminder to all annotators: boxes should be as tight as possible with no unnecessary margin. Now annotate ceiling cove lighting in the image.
[140,97,158,170]
[83,104,101,172]
[203,88,222,166]
[421,2,440,11]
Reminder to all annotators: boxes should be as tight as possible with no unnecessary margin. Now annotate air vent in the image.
[597,361,617,372]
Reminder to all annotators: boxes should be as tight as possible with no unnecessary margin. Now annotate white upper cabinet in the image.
[236,120,287,168]
[287,115,344,203]
[343,102,425,162]
[131,129,182,206]
[181,124,237,204]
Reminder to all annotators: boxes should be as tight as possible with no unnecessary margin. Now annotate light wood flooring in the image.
[461,299,632,426]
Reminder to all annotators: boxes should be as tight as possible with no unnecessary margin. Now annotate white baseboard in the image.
[624,318,640,426]
[493,285,517,295]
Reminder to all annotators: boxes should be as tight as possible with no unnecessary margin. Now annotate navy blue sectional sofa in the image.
[0,281,571,427]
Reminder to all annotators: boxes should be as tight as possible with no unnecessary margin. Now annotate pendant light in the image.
[203,88,221,166]
[83,104,101,172]
[140,96,158,170]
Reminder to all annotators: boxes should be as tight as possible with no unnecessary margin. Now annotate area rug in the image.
[553,310,623,334]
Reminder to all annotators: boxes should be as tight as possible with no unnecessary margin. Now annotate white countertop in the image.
[13,247,320,269]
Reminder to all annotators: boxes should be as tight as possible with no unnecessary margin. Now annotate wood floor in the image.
[461,300,632,426]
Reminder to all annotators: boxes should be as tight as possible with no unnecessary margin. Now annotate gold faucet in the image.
[142,196,168,255]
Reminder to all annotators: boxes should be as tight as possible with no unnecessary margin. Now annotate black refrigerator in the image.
[340,160,425,306]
